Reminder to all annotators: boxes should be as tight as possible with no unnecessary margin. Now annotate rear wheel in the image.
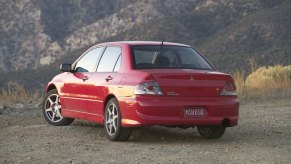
[43,89,74,126]
[197,126,226,139]
[104,98,132,141]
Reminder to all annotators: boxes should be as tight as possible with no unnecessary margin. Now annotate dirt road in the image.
[0,99,290,163]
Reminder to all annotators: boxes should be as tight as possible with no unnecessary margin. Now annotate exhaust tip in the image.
[222,119,231,127]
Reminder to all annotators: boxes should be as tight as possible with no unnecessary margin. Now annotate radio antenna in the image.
[160,40,165,56]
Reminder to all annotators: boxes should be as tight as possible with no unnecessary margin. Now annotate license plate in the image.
[184,107,205,117]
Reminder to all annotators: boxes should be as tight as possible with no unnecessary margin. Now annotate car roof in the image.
[97,41,191,47]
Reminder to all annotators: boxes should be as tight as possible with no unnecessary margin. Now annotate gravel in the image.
[0,99,290,163]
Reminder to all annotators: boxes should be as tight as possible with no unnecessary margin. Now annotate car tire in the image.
[197,126,226,139]
[104,98,132,141]
[43,89,74,126]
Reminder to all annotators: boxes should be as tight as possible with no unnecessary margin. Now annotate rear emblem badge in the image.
[189,75,196,81]
[167,92,179,96]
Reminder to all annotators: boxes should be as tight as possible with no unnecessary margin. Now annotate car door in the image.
[61,46,104,113]
[86,46,122,116]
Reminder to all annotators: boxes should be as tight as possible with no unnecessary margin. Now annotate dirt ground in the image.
[0,99,290,164]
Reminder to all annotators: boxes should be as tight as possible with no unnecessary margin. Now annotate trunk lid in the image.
[142,69,230,97]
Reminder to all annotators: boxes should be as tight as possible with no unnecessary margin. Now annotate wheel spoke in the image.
[112,105,117,113]
[107,125,110,133]
[106,119,111,125]
[45,107,52,112]
[109,125,113,134]
[108,106,113,115]
[56,109,63,119]
[47,97,53,105]
[113,114,118,121]
[112,122,117,132]
[52,112,56,121]
[55,95,59,103]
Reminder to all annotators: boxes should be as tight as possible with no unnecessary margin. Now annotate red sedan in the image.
[43,41,239,141]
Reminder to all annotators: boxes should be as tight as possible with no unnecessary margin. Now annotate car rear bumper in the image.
[119,96,239,127]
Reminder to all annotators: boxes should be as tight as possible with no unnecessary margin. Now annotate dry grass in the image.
[233,65,291,100]
[0,82,42,106]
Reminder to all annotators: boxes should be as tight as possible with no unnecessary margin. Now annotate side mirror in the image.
[60,63,72,72]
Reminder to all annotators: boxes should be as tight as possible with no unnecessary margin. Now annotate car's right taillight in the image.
[220,82,237,96]
[134,81,163,95]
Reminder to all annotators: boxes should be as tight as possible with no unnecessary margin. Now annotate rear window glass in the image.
[132,46,213,70]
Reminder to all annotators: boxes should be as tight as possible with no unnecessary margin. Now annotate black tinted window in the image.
[178,48,213,69]
[132,46,213,70]
[75,47,104,72]
[97,46,121,72]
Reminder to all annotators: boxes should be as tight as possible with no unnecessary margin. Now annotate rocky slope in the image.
[0,0,198,72]
[0,0,290,88]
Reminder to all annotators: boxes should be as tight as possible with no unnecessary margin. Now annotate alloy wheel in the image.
[44,94,63,123]
[105,103,119,136]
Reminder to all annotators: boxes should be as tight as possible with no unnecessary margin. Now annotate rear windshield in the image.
[132,46,214,70]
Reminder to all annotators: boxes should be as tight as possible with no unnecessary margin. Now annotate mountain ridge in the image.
[0,0,290,89]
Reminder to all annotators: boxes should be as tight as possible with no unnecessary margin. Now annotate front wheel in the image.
[43,89,74,126]
[104,98,132,141]
[197,126,226,139]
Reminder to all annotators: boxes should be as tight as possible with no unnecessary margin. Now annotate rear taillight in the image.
[134,81,163,95]
[220,82,237,96]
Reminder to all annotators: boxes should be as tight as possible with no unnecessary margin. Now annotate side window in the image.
[75,47,104,72]
[97,46,121,72]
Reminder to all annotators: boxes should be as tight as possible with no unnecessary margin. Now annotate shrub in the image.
[232,69,246,96]
[0,82,42,106]
[243,65,291,98]
[246,65,291,86]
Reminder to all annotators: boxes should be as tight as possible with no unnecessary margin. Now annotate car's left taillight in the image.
[220,82,237,96]
[134,81,163,95]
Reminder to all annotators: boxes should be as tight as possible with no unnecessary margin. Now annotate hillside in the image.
[112,0,291,72]
[199,0,291,71]
[0,0,290,89]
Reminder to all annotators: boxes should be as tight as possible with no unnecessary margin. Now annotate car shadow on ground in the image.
[71,120,239,143]
[70,119,290,145]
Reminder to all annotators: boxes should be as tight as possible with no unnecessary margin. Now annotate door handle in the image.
[105,76,113,81]
[82,76,89,81]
